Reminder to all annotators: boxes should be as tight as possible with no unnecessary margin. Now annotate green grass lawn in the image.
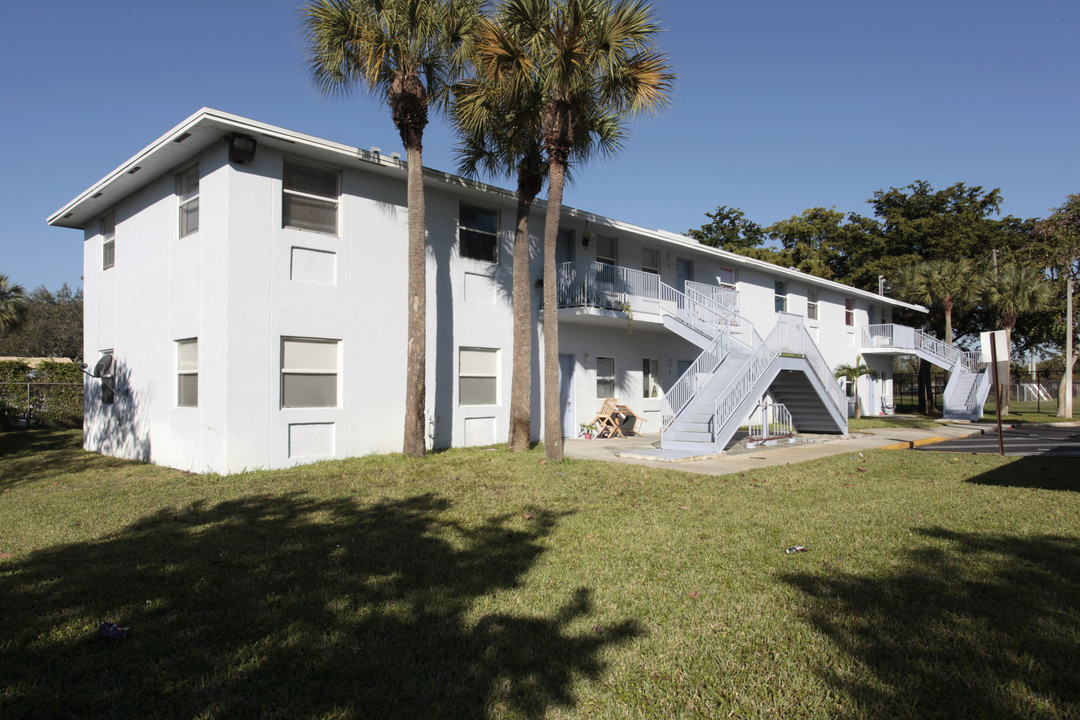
[2,430,1078,719]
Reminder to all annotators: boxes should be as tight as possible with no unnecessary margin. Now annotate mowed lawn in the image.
[1,430,1078,719]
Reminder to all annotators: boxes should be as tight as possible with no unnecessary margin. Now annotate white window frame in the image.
[845,298,855,326]
[459,347,499,406]
[282,160,340,235]
[807,287,819,321]
[596,236,618,266]
[281,337,340,408]
[177,164,200,238]
[774,281,788,313]
[642,358,659,398]
[101,213,115,270]
[596,356,615,398]
[641,246,660,275]
[177,338,198,408]
[459,204,499,263]
[718,266,737,289]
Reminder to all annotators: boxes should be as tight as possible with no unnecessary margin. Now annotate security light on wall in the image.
[228,134,257,164]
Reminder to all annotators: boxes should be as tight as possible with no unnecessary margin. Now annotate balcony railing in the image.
[862,324,982,372]
[557,260,660,315]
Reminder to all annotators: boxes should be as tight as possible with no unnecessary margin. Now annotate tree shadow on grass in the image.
[0,428,142,490]
[781,527,1080,719]
[0,493,640,719]
[964,455,1080,492]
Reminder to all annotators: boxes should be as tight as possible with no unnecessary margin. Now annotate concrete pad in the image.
[562,424,991,476]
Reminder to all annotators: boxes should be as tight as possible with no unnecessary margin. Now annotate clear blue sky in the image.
[2,0,1077,292]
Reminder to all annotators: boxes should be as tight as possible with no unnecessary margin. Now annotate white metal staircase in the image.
[861,324,990,421]
[556,261,850,453]
[658,301,848,453]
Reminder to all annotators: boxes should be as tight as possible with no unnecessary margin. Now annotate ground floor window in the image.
[177,338,198,407]
[596,357,615,398]
[281,338,339,408]
[460,347,498,405]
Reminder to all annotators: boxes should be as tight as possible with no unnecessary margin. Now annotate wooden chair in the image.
[589,398,622,438]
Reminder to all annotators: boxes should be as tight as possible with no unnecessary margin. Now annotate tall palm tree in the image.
[898,258,973,345]
[0,274,28,333]
[480,0,673,460]
[302,0,483,457]
[452,11,623,451]
[833,355,877,419]
[980,262,1052,415]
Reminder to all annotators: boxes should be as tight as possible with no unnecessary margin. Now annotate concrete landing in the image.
[562,424,985,476]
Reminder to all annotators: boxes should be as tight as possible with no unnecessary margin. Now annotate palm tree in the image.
[481,0,673,460]
[301,0,483,457]
[833,354,877,419]
[897,258,973,345]
[452,11,623,451]
[980,262,1053,415]
[0,274,28,333]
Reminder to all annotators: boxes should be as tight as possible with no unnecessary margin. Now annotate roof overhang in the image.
[49,107,926,315]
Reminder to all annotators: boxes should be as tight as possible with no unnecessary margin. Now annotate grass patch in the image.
[2,430,1079,719]
[847,415,941,430]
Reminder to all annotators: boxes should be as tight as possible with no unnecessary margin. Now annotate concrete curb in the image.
[876,427,984,451]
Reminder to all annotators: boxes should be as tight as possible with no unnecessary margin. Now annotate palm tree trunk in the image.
[402,143,427,457]
[542,159,567,460]
[508,185,536,452]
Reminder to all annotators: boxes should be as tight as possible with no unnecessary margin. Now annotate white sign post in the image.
[980,330,1009,456]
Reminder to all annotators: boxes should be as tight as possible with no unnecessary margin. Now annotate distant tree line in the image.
[0,280,83,361]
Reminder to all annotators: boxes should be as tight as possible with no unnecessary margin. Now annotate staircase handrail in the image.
[660,325,733,432]
[658,281,726,340]
[685,279,740,313]
[685,285,758,349]
[748,402,794,442]
[787,316,848,413]
[711,323,786,438]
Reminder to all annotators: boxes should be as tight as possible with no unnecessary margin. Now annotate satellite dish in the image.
[93,354,114,379]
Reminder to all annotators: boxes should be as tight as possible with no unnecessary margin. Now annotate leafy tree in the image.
[980,263,1053,415]
[301,0,483,457]
[0,284,83,361]
[686,206,770,256]
[0,274,28,333]
[485,0,673,460]
[892,258,974,346]
[453,10,622,451]
[763,207,881,281]
[833,355,877,419]
[1032,193,1079,417]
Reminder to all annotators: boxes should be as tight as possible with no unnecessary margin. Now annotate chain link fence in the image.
[892,372,1078,416]
[0,381,83,429]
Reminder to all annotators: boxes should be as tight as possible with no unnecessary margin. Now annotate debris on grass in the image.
[98,622,129,640]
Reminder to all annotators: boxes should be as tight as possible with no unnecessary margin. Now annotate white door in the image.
[559,354,575,437]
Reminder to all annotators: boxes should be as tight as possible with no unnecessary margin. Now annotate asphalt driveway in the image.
[917,425,1080,457]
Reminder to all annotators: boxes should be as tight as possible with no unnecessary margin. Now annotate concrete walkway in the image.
[562,423,987,476]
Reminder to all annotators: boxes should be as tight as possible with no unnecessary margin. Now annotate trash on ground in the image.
[98,622,129,640]
[785,546,808,554]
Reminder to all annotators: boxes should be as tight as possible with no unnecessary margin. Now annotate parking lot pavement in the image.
[917,424,1080,457]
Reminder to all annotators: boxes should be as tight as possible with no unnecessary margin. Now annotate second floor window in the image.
[641,247,660,275]
[845,298,855,326]
[177,165,200,237]
[807,288,819,321]
[596,236,617,265]
[101,213,115,270]
[774,281,787,313]
[459,204,498,262]
[283,161,339,235]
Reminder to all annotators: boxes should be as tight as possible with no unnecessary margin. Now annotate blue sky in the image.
[2,0,1077,292]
